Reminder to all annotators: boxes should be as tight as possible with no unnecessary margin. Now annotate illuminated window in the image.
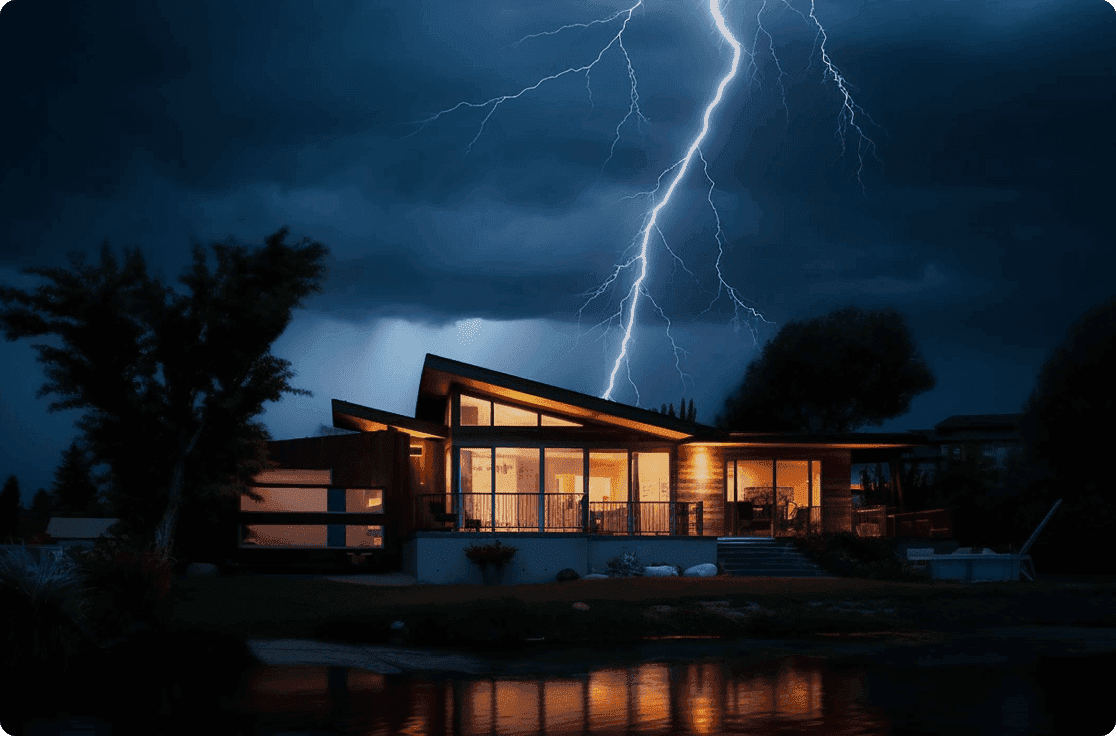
[493,402,538,426]
[346,488,383,513]
[252,469,331,485]
[460,394,491,426]
[239,524,383,548]
[241,488,328,512]
[541,414,581,427]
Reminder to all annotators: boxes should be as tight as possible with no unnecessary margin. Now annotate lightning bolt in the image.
[405,0,880,407]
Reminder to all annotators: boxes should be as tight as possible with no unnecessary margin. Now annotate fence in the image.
[853,507,954,538]
[415,493,702,536]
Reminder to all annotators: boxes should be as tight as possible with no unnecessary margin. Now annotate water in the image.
[227,643,1116,735]
[11,636,1114,735]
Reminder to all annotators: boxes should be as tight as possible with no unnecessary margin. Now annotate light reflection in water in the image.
[233,655,895,735]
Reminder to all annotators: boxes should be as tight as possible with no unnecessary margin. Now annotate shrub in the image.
[605,551,644,578]
[792,532,931,582]
[0,544,96,672]
[69,534,178,637]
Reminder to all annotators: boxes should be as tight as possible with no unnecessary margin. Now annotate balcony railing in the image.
[415,493,703,536]
[853,506,953,538]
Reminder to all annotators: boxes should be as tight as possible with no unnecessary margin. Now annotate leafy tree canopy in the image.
[0,227,329,559]
[716,306,936,433]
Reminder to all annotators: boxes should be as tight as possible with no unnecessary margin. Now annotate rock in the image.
[583,573,609,580]
[684,563,718,577]
[572,602,590,611]
[644,565,679,577]
[388,620,409,645]
[556,568,581,582]
[186,562,219,578]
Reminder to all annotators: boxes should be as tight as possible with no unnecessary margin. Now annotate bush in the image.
[69,535,178,638]
[605,551,644,578]
[792,532,931,582]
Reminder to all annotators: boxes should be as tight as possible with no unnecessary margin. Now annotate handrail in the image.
[1019,498,1062,555]
[414,493,700,535]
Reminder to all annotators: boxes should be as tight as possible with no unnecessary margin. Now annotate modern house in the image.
[236,354,932,583]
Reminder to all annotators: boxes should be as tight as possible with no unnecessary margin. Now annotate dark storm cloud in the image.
[1,0,1114,499]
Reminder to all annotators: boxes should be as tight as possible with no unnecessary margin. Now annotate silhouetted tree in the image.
[315,424,359,436]
[1008,295,1116,572]
[0,227,328,562]
[716,306,936,432]
[687,398,695,422]
[49,441,102,517]
[0,475,21,542]
[30,488,53,516]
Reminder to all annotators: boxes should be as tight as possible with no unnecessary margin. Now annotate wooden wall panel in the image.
[676,445,725,536]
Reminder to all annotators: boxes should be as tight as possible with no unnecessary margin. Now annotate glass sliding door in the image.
[459,448,492,529]
[543,448,583,531]
[589,451,628,534]
[775,461,810,535]
[633,452,670,534]
[495,447,539,531]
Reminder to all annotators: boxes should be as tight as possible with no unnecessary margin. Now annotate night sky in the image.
[1,0,1114,506]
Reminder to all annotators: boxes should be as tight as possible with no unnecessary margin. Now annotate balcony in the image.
[853,506,953,538]
[415,493,703,536]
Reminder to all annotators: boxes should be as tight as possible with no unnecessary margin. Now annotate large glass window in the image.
[541,415,581,427]
[589,452,628,504]
[725,459,823,534]
[460,395,491,426]
[634,452,670,533]
[459,448,493,527]
[493,402,538,426]
[240,488,327,512]
[346,488,383,513]
[240,524,383,548]
[496,447,540,530]
[776,460,810,526]
[544,448,584,531]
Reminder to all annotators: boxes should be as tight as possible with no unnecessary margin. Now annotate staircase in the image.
[717,537,833,577]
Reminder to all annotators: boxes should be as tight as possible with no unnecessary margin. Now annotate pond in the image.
[226,638,1114,735]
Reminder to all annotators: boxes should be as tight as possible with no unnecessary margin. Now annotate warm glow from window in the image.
[691,446,715,485]
[241,488,327,512]
[460,394,491,426]
[493,401,538,426]
[541,414,581,427]
[590,452,627,503]
[252,469,331,485]
[347,489,383,513]
[240,524,327,546]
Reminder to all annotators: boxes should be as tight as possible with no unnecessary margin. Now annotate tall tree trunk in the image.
[154,421,204,559]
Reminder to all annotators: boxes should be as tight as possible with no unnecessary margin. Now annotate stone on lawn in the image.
[684,563,718,577]
[644,565,679,577]
[556,568,581,582]
[186,562,219,577]
[583,573,609,580]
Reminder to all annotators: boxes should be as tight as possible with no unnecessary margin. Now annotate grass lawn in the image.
[165,574,1116,651]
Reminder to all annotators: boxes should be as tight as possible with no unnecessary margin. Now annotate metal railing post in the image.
[696,501,703,536]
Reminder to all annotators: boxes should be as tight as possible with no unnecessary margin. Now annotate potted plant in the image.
[464,538,518,585]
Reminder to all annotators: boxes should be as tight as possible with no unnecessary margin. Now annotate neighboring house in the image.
[902,413,1023,486]
[43,517,120,549]
[238,354,929,583]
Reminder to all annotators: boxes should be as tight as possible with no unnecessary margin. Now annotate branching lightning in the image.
[405,0,881,406]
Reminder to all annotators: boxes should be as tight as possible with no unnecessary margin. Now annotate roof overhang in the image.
[416,354,702,440]
[332,399,447,439]
[683,432,932,450]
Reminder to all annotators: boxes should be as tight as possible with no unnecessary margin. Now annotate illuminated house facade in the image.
[237,354,926,583]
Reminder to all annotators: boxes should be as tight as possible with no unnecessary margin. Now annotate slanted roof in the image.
[685,431,931,450]
[332,399,447,439]
[416,353,707,440]
[45,517,119,540]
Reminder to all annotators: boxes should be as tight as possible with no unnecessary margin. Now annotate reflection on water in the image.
[234,655,888,735]
[231,649,1115,735]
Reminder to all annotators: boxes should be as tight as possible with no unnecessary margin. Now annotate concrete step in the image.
[717,539,830,577]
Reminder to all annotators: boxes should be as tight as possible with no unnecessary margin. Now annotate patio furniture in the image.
[429,500,455,528]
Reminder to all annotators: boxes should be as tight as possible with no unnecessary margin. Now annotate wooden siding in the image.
[266,429,411,541]
[676,445,725,536]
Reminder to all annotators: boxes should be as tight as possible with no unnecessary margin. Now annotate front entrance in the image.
[725,459,823,537]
